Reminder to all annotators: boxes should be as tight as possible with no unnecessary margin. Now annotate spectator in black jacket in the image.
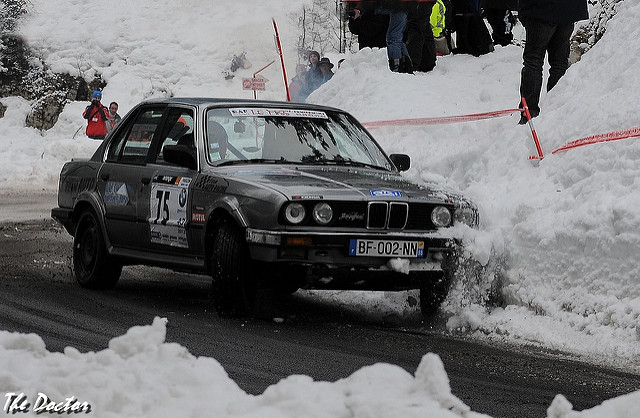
[318,57,335,83]
[518,0,588,124]
[301,50,323,101]
[481,0,518,46]
[346,2,389,49]
[405,1,437,72]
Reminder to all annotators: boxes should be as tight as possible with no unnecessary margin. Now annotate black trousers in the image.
[519,17,574,117]
[405,2,437,72]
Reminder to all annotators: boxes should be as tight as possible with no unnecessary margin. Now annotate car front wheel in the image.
[420,253,456,318]
[211,220,257,317]
[73,209,122,289]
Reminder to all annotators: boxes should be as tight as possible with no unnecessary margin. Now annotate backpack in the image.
[452,13,495,56]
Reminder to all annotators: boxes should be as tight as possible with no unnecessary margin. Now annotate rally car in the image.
[52,98,479,318]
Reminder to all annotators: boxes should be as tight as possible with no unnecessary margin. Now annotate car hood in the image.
[220,166,456,203]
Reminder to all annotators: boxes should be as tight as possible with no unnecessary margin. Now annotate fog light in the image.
[430,251,444,261]
[286,237,312,246]
[278,247,307,260]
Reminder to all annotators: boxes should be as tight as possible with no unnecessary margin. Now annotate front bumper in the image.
[246,228,455,291]
[246,228,453,262]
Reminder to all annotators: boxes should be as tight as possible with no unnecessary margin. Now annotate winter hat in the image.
[318,57,334,69]
[308,50,320,61]
[92,90,102,100]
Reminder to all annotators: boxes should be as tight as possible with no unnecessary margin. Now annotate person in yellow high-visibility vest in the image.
[430,0,446,37]
[430,0,450,55]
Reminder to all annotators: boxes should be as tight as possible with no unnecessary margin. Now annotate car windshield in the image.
[205,107,392,170]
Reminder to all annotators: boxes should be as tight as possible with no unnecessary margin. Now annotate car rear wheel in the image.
[73,209,122,289]
[211,220,257,317]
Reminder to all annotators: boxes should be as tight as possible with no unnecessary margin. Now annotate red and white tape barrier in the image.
[360,102,639,161]
[361,101,544,161]
[552,126,640,154]
[361,108,521,129]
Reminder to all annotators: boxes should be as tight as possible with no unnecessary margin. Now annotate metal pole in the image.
[272,18,291,102]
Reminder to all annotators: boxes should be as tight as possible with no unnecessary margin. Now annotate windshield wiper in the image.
[339,160,388,170]
[215,158,294,167]
[301,158,388,171]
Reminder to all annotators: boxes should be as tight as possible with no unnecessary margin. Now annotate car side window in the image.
[155,108,195,164]
[106,107,165,164]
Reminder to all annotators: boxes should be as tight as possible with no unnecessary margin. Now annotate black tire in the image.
[419,253,456,318]
[272,265,304,295]
[274,279,300,295]
[73,209,122,289]
[211,220,257,317]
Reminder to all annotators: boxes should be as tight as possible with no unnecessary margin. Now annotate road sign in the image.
[242,75,268,91]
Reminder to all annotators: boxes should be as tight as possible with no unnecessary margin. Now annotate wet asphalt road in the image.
[1,219,639,418]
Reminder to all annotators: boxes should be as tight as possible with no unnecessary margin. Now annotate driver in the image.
[207,120,228,161]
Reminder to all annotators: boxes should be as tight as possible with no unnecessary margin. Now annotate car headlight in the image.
[312,202,333,225]
[431,206,452,228]
[454,206,478,227]
[284,202,306,224]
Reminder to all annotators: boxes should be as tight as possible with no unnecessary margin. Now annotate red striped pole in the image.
[521,97,544,160]
[272,18,290,102]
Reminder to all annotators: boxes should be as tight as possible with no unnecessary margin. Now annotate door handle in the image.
[141,177,151,185]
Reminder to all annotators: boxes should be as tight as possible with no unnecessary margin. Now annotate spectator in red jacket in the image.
[82,91,109,139]
[288,64,308,102]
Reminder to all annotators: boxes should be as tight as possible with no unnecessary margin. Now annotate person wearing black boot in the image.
[344,0,417,73]
[373,0,412,73]
[517,0,588,124]
[405,0,437,72]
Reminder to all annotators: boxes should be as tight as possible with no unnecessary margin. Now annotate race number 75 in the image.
[154,190,170,225]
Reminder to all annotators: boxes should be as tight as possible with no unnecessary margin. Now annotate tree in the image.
[292,0,356,63]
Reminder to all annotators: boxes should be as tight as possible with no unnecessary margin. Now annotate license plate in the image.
[348,239,424,258]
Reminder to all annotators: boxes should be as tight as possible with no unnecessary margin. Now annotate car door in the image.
[98,105,166,249]
[137,106,198,254]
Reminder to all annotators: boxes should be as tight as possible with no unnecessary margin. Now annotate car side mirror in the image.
[163,145,197,170]
[389,153,410,172]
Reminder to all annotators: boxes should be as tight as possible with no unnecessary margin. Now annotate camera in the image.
[348,9,356,18]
